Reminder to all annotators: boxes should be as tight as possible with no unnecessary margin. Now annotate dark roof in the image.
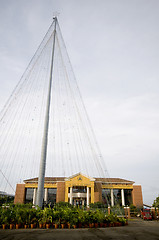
[95,178,134,184]
[24,176,134,184]
[24,177,65,183]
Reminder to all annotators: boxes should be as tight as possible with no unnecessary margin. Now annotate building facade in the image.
[14,173,143,208]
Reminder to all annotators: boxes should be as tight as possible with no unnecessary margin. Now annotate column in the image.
[111,189,114,207]
[91,185,94,203]
[127,207,130,219]
[108,206,110,215]
[33,188,37,205]
[65,185,69,202]
[44,188,48,203]
[69,187,73,205]
[87,187,89,207]
[124,207,127,218]
[121,189,125,206]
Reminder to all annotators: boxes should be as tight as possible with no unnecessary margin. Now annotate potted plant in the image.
[83,212,89,228]
[60,210,68,229]
[8,208,16,229]
[54,220,59,229]
[53,210,60,229]
[1,207,13,229]
[60,214,67,229]
[61,221,65,229]
[16,217,22,229]
[87,211,94,228]
[15,214,23,229]
[67,222,71,229]
[2,216,8,229]
[10,222,14,230]
[38,219,44,229]
[38,214,46,229]
[93,210,102,228]
[98,211,104,228]
[63,208,72,229]
[23,209,30,229]
[9,212,16,229]
[46,216,52,229]
[30,218,37,229]
[15,207,26,229]
[29,208,37,228]
[36,209,43,228]
[42,207,54,229]
[70,216,78,229]
[78,210,86,228]
[103,215,109,227]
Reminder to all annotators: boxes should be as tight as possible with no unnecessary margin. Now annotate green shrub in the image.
[130,204,138,216]
[89,202,106,209]
[0,202,128,227]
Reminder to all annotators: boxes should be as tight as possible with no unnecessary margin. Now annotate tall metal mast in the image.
[36,17,57,208]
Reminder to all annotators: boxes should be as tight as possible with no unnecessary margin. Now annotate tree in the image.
[0,196,14,206]
[152,196,159,208]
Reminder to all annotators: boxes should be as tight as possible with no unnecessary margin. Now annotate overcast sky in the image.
[0,0,159,205]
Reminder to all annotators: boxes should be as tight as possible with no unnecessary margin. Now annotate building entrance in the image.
[73,198,86,207]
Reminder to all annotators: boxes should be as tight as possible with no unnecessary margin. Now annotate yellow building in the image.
[14,172,143,208]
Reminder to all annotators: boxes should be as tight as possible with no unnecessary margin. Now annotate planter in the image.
[89,223,94,228]
[46,224,50,229]
[31,223,36,229]
[109,223,114,227]
[94,223,98,228]
[104,223,107,227]
[73,225,77,229]
[78,223,82,228]
[61,224,65,229]
[24,224,29,229]
[10,224,14,230]
[2,224,6,230]
[67,223,70,229]
[39,223,43,229]
[99,223,103,227]
[54,223,58,229]
[16,224,21,229]
[43,223,46,228]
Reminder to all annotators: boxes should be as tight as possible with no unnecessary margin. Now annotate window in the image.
[25,188,34,203]
[72,186,86,193]
[113,189,122,206]
[48,188,57,205]
[102,189,111,206]
[124,189,132,206]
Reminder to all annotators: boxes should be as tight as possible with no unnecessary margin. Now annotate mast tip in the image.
[53,12,60,19]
